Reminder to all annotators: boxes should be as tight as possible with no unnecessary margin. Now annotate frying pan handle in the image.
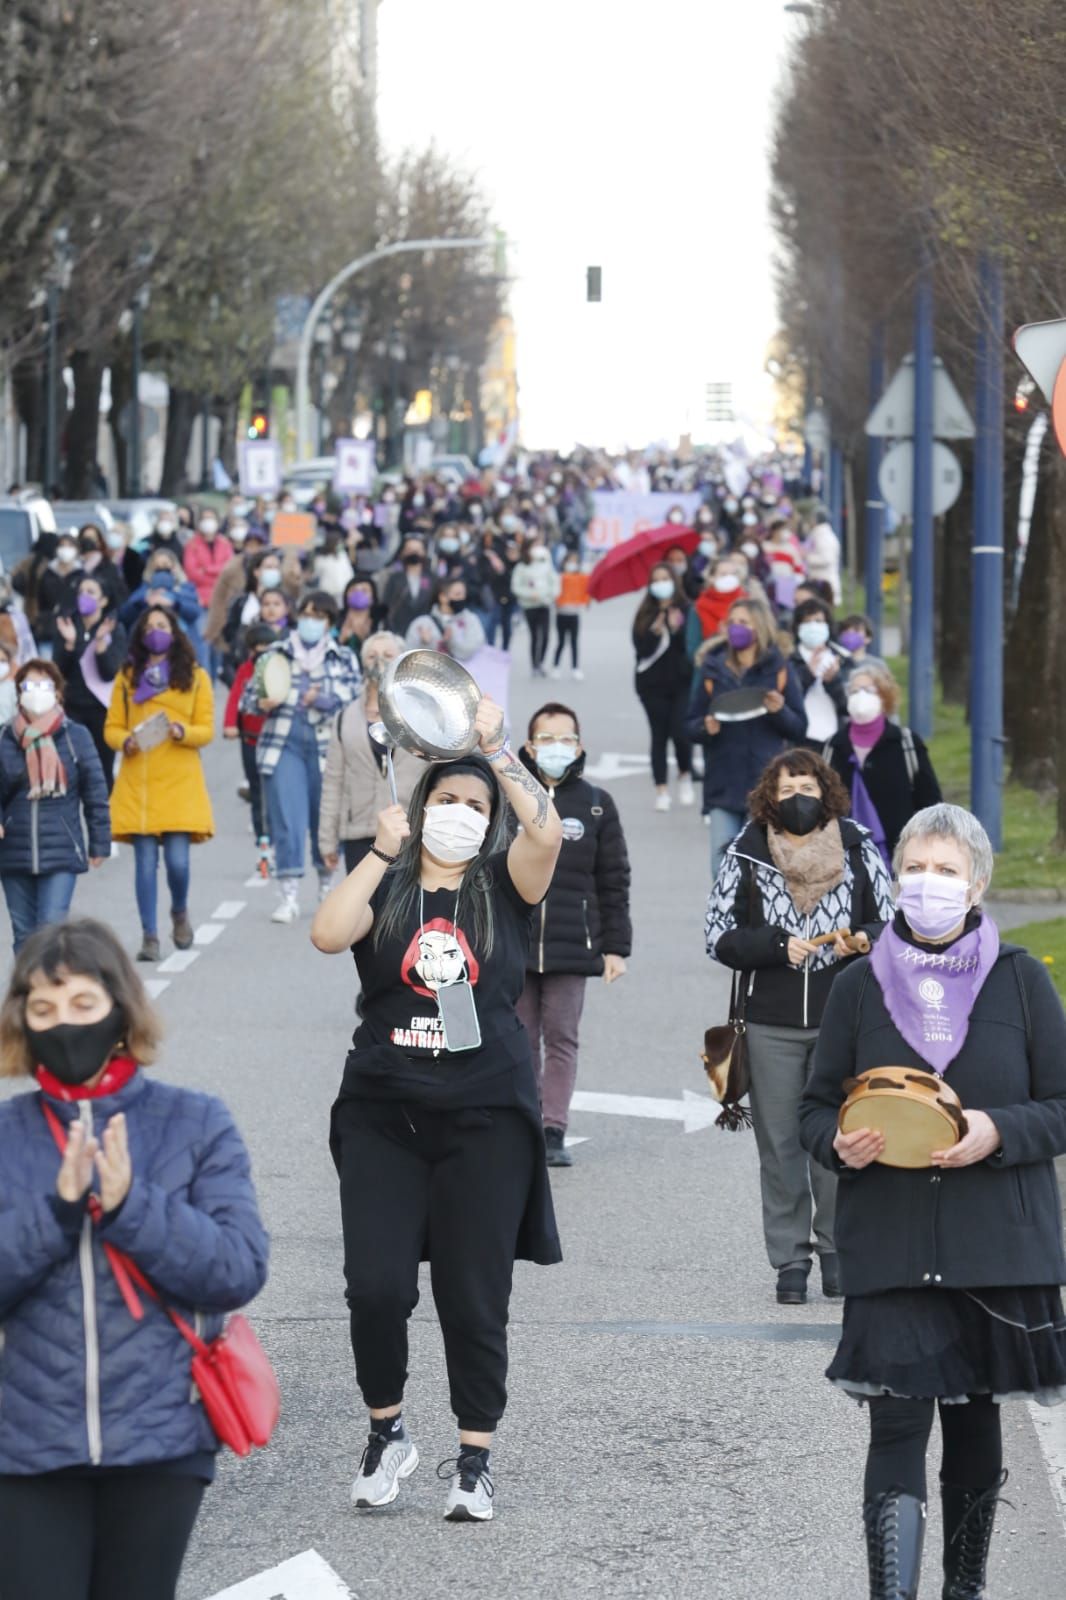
[384,746,398,807]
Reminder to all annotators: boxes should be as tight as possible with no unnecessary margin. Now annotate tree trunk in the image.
[65,352,104,500]
[108,358,131,497]
[1005,429,1062,791]
[11,356,45,486]
[217,396,237,481]
[160,386,197,496]
[937,456,972,706]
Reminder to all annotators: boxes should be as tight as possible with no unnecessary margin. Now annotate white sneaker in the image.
[317,873,334,903]
[549,666,561,679]
[271,882,299,924]
[352,1428,419,1509]
[572,668,584,680]
[654,792,671,813]
[439,1453,494,1522]
[679,774,696,807]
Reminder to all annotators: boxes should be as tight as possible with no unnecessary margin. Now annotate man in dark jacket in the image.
[378,537,434,635]
[517,702,633,1166]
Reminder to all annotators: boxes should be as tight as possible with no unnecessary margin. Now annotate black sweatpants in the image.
[865,1393,1003,1502]
[335,1099,535,1431]
[636,680,692,786]
[524,606,551,671]
[0,1471,204,1600]
[72,698,115,792]
[240,738,266,841]
[553,613,580,669]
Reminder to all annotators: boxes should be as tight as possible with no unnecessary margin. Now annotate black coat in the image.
[519,749,632,975]
[822,721,942,857]
[633,605,691,694]
[799,942,1066,1295]
[380,568,433,635]
[684,644,807,813]
[54,618,127,723]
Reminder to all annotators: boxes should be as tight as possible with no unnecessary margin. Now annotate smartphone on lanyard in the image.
[436,978,482,1052]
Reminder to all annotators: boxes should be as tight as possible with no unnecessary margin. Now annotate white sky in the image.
[377,0,794,452]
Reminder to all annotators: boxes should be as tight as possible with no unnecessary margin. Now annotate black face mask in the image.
[31,1005,125,1086]
[777,793,826,837]
[402,553,423,568]
[448,599,467,613]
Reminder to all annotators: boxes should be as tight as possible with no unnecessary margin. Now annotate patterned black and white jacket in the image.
[705,818,894,1029]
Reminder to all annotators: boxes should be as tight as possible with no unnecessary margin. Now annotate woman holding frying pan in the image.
[800,804,1066,1600]
[705,748,892,1307]
[684,596,807,876]
[311,694,562,1523]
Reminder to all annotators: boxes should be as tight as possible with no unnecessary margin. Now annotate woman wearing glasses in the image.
[516,702,632,1166]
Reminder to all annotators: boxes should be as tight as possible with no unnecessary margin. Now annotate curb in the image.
[987,889,1066,905]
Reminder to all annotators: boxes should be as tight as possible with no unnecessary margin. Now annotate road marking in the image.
[143,979,170,999]
[1028,1402,1066,1524]
[569,1087,722,1134]
[211,900,247,919]
[157,949,201,974]
[564,1135,590,1148]
[194,923,225,946]
[244,873,270,888]
[584,752,651,782]
[204,1548,352,1600]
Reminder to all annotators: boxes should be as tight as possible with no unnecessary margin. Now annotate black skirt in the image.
[827,1286,1066,1405]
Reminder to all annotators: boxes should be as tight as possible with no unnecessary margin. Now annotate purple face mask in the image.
[347,591,372,611]
[76,592,99,617]
[727,621,755,650]
[897,872,971,940]
[839,628,866,653]
[143,627,173,655]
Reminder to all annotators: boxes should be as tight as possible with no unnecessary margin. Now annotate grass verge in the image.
[1003,918,1066,998]
[886,655,1065,893]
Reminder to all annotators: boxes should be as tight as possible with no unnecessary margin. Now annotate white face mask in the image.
[798,620,830,649]
[0,660,9,680]
[713,573,741,594]
[21,682,57,718]
[56,544,77,565]
[847,688,883,724]
[649,579,675,602]
[422,802,489,865]
[200,519,219,536]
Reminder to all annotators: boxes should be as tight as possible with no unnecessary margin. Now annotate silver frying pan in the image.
[368,650,483,803]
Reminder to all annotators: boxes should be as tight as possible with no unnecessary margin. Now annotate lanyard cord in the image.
[418,878,468,980]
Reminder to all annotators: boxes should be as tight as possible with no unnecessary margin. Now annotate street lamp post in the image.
[129,281,151,496]
[295,236,496,461]
[44,227,73,492]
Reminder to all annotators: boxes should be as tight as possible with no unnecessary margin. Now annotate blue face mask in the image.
[535,742,578,780]
[297,616,327,646]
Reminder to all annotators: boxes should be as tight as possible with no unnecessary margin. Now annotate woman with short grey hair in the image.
[801,803,1066,1599]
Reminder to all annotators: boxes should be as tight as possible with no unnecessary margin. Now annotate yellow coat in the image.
[104,667,215,843]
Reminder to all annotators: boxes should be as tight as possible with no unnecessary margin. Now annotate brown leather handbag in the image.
[701,972,753,1132]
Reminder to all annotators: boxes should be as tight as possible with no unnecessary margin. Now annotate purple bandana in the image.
[133,660,170,704]
[869,915,1001,1074]
[848,758,889,869]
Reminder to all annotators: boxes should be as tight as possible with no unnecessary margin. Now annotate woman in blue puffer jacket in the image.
[0,658,111,951]
[684,596,807,877]
[0,918,270,1600]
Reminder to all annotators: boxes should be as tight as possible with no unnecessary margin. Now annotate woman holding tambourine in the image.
[800,803,1066,1600]
[310,695,562,1522]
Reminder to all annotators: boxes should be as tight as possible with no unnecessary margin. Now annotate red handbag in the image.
[43,1103,279,1457]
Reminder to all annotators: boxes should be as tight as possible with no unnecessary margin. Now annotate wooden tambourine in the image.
[838,1067,967,1169]
[253,650,293,704]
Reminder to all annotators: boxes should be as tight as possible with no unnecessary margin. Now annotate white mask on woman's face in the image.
[422,802,489,864]
[847,688,883,724]
[20,681,57,718]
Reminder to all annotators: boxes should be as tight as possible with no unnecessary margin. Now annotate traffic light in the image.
[586,266,602,302]
[248,410,269,440]
[1013,377,1035,415]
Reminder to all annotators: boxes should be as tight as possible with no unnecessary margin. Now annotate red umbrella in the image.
[587,524,699,602]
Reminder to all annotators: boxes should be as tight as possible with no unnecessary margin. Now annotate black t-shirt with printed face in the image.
[347,851,536,1105]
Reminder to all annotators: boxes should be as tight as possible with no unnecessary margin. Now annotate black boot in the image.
[941,1472,1007,1598]
[863,1490,925,1599]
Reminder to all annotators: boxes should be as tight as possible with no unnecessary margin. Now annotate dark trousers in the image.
[517,972,587,1130]
[553,614,580,669]
[0,1471,204,1600]
[636,680,692,785]
[524,606,551,670]
[865,1394,1003,1502]
[335,1099,535,1431]
[72,698,115,791]
[240,738,266,840]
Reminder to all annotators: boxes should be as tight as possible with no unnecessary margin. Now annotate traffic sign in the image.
[865,356,975,440]
[879,440,963,517]
[804,406,830,453]
[1013,318,1066,405]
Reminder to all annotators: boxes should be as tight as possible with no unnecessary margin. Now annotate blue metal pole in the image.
[829,442,844,563]
[910,264,935,738]
[971,254,1004,849]
[864,329,885,651]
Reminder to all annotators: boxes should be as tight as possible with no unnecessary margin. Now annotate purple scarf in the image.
[869,915,1001,1075]
[848,757,889,868]
[132,659,171,704]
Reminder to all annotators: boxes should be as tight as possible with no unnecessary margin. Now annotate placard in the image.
[270,511,317,547]
[237,439,283,496]
[332,438,376,495]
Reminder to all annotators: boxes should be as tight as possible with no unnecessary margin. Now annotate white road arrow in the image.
[583,752,651,782]
[569,1088,722,1134]
[205,1548,352,1600]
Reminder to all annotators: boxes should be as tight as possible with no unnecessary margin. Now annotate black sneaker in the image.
[544,1126,573,1167]
[819,1253,843,1298]
[776,1266,809,1305]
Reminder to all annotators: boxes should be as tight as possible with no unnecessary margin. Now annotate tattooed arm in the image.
[474,697,562,905]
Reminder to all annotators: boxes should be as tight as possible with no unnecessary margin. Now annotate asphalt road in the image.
[16,599,1066,1599]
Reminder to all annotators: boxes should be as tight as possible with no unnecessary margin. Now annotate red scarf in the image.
[14,708,67,798]
[695,584,748,640]
[35,1054,139,1102]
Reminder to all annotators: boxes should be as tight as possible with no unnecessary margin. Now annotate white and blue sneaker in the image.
[351,1426,419,1509]
[439,1452,495,1522]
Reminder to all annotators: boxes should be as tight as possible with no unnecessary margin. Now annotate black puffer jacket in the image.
[518,748,632,976]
